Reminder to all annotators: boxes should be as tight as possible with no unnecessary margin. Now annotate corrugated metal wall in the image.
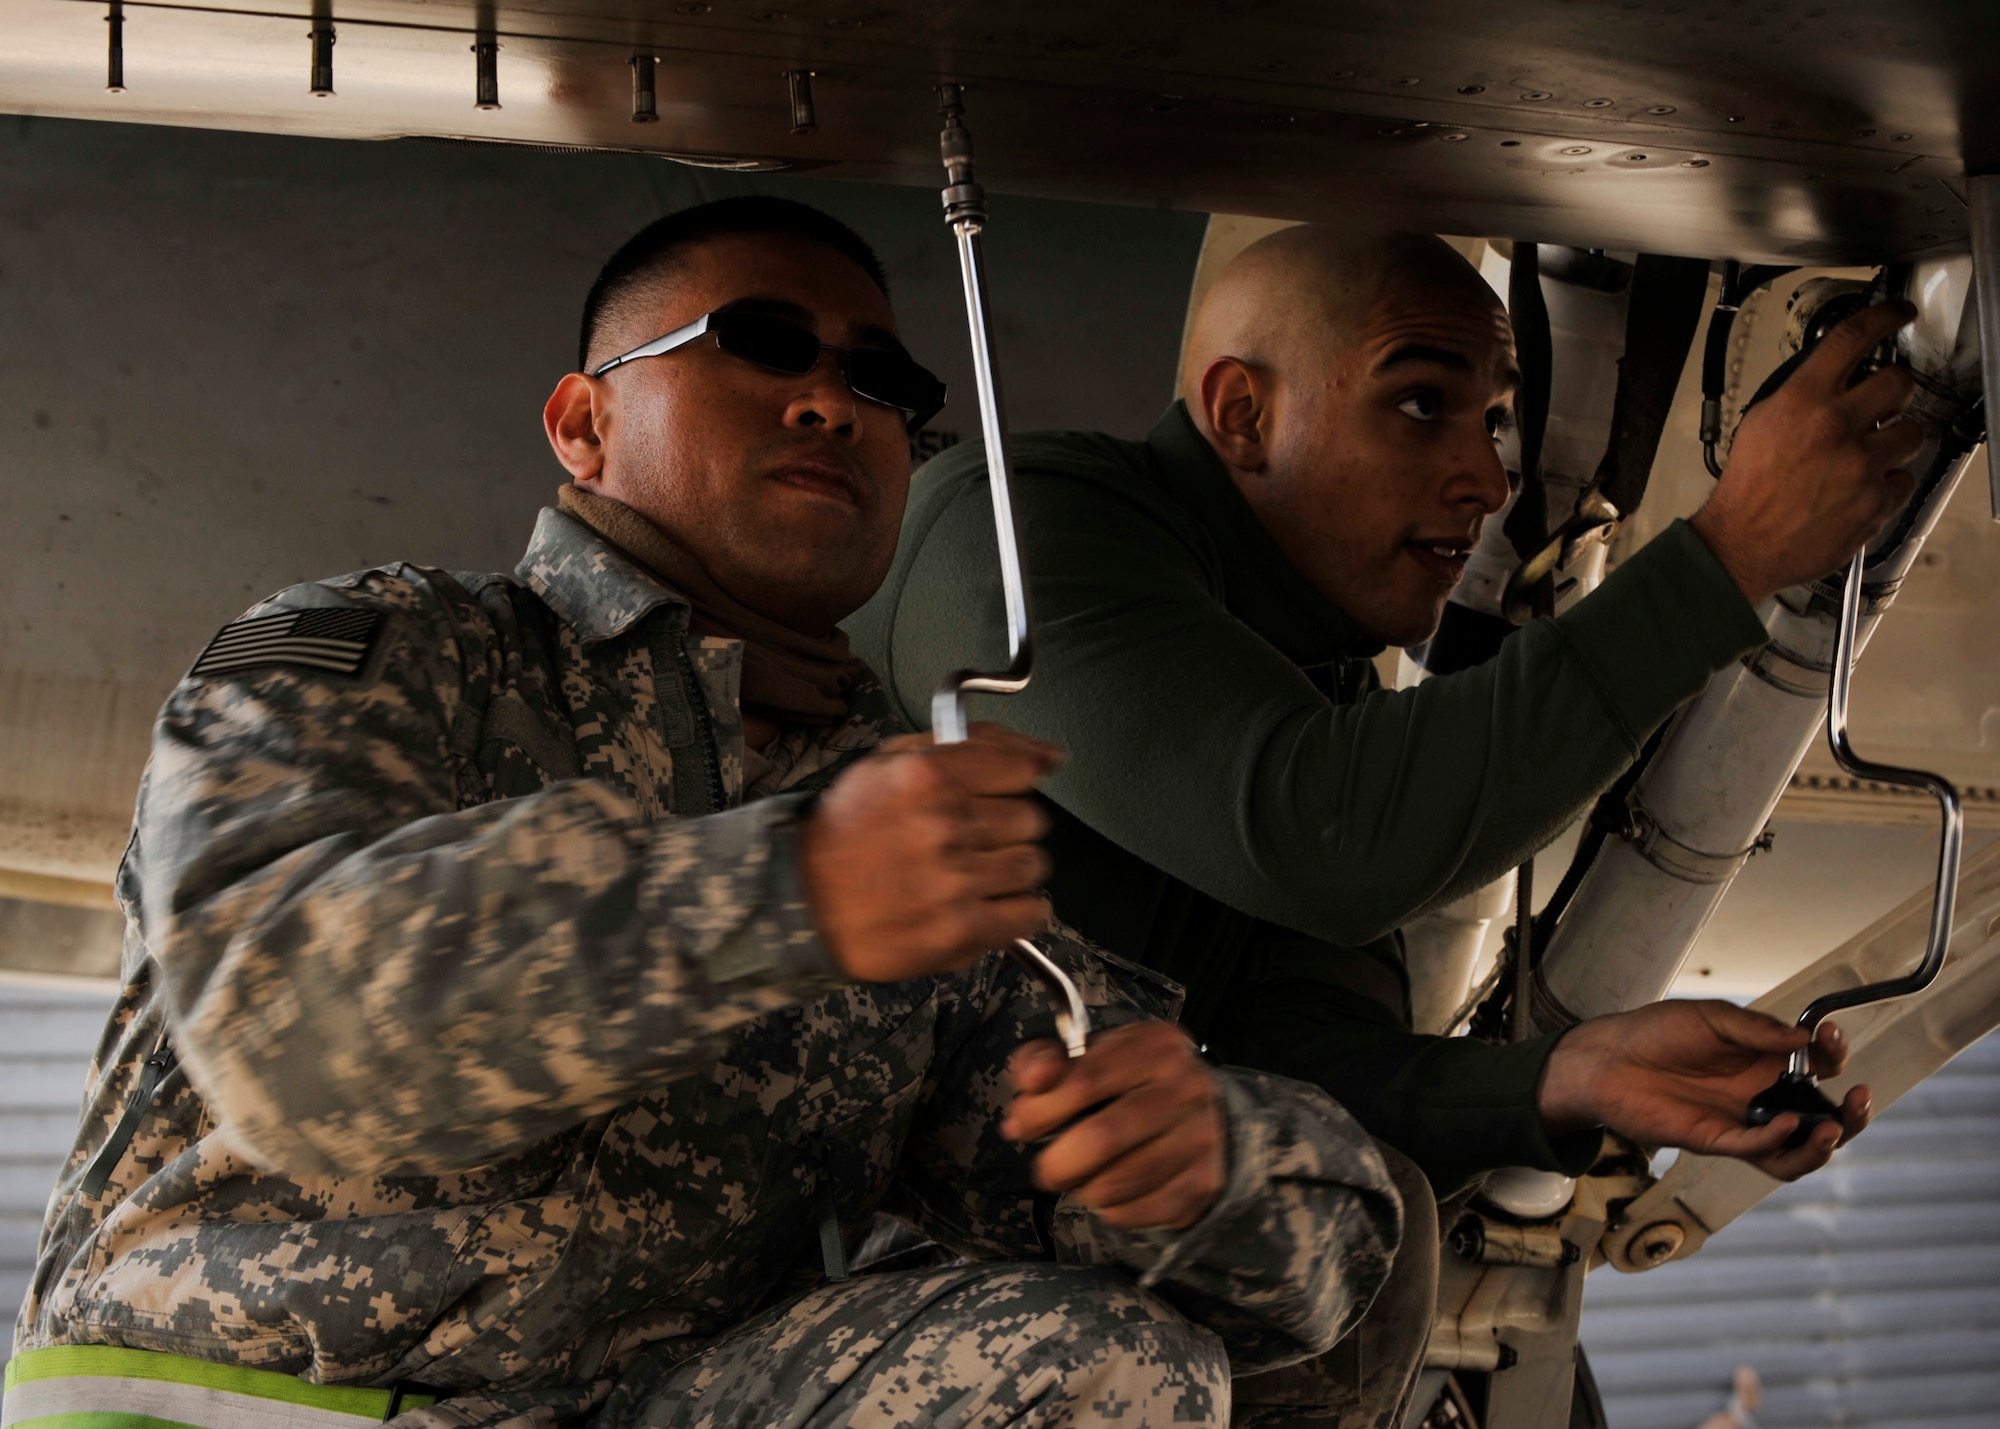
[1582,1031,2000,1429]
[1,980,108,1356]
[5,980,1997,1424]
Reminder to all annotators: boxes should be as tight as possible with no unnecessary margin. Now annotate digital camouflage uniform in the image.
[16,507,1401,1428]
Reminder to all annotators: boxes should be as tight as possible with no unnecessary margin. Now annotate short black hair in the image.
[578,196,891,372]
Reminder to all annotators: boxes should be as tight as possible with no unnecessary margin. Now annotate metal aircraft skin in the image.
[5,0,1996,264]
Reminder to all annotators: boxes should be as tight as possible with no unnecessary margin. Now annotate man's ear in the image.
[544,373,610,484]
[1194,356,1272,474]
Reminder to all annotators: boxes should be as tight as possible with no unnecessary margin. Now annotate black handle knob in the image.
[1746,1070,1841,1149]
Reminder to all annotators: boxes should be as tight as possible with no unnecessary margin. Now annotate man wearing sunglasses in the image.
[851,225,1902,1425]
[15,198,1399,1429]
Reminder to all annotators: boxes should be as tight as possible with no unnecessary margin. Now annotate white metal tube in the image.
[1536,598,1877,1021]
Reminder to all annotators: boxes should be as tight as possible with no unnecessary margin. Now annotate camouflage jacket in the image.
[18,507,1399,1423]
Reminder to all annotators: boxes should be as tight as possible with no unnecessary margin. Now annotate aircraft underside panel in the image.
[0,0,1994,264]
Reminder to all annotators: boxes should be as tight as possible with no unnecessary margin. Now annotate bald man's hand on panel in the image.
[800,723,1061,982]
[1538,1000,1870,1182]
[1692,300,1924,607]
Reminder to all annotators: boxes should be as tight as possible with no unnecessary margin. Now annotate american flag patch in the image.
[190,606,384,679]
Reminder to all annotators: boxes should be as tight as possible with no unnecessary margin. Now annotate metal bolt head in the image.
[1633,1221,1686,1266]
[787,67,818,134]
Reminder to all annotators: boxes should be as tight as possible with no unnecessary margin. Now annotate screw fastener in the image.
[630,54,659,122]
[309,21,335,97]
[787,68,818,134]
[1633,1222,1686,1266]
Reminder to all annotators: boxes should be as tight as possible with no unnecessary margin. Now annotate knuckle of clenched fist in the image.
[997,911,1034,947]
[1173,1184,1207,1226]
[1091,1165,1137,1207]
[933,907,974,955]
[1079,1125,1123,1173]
[1099,1200,1138,1228]
[1176,1186,1205,1225]
[899,752,947,800]
[920,809,962,855]
[1063,1062,1104,1110]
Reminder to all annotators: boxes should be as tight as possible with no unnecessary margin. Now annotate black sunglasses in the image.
[591,310,949,433]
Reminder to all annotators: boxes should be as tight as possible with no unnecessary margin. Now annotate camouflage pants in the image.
[1230,1145,1438,1429]
[594,1261,1231,1428]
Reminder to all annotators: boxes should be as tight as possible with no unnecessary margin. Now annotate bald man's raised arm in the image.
[851,437,1768,948]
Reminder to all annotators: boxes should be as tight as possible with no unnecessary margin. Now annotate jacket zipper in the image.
[670,629,725,814]
[81,1031,177,1201]
[810,1143,850,1283]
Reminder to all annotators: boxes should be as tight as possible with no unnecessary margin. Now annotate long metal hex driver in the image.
[930,83,1089,1059]
[1747,549,1964,1140]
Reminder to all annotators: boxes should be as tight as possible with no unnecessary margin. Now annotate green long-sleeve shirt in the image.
[848,403,1770,1191]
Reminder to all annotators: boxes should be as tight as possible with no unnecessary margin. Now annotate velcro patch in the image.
[190,606,384,679]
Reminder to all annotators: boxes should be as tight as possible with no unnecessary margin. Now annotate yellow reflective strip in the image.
[3,1349,431,1418]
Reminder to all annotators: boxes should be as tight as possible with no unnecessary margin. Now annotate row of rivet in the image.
[85,8,1931,173]
[97,1,820,132]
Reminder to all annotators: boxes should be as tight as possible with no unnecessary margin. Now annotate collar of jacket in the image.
[1144,401,1385,666]
[516,506,692,645]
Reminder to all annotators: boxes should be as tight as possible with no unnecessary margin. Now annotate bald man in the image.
[849,228,1909,1423]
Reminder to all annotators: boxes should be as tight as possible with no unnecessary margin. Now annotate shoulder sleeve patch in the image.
[189,606,386,680]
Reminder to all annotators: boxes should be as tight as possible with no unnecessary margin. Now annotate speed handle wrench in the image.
[1746,549,1962,1143]
[931,82,1088,1059]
